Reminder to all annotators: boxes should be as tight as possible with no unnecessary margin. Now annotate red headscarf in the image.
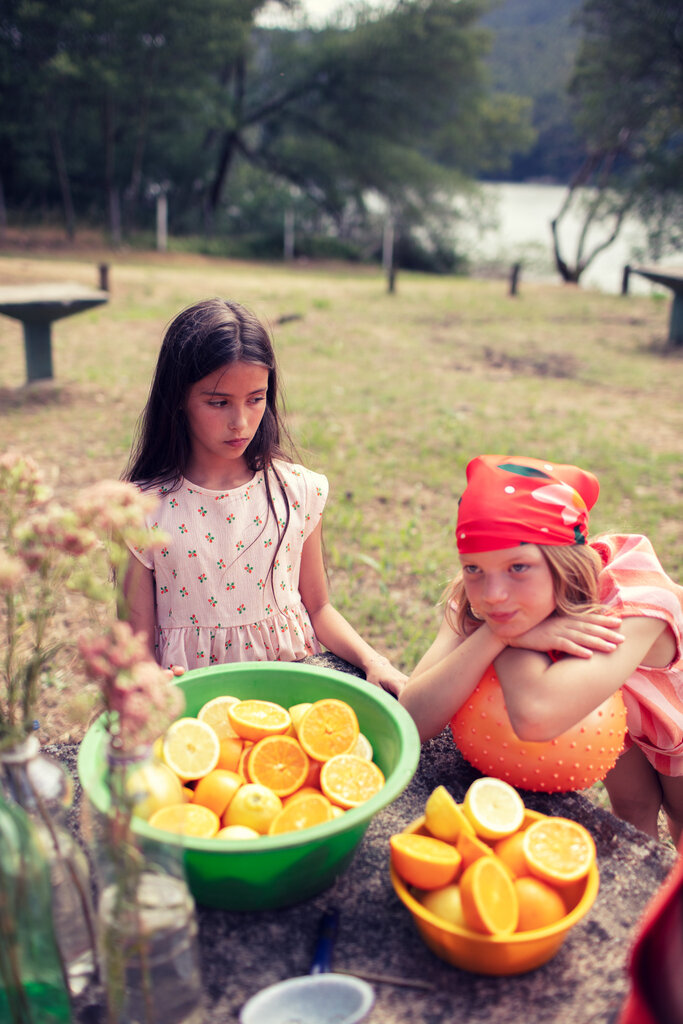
[455,455,600,554]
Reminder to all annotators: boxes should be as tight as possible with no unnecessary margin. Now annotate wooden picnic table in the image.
[628,265,683,345]
[0,282,109,383]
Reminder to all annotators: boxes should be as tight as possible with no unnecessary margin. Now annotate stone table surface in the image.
[57,654,678,1024]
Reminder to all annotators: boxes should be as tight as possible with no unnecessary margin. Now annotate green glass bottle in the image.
[0,794,72,1023]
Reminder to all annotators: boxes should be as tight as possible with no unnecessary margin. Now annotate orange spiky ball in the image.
[450,666,627,793]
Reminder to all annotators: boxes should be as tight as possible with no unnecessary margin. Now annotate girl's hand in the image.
[364,656,408,698]
[508,613,625,659]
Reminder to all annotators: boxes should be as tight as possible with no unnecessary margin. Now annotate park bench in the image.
[0,281,109,384]
[626,264,683,345]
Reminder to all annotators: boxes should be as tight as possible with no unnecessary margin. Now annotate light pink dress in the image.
[594,534,683,775]
[130,460,328,669]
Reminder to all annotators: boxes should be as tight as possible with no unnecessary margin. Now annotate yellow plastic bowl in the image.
[390,812,599,975]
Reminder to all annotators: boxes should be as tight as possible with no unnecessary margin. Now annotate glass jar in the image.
[0,792,72,1023]
[0,734,98,998]
[91,746,203,1024]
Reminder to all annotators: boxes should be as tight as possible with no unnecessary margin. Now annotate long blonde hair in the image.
[443,542,604,636]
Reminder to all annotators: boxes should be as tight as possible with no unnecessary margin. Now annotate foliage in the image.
[0,0,533,255]
[0,452,176,750]
[551,0,683,281]
[483,0,583,182]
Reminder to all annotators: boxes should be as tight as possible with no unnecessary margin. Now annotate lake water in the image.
[459,182,683,296]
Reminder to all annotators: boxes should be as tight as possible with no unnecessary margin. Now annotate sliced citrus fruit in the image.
[192,768,243,817]
[215,824,260,841]
[459,855,519,935]
[197,694,240,739]
[288,702,313,735]
[247,734,310,797]
[237,742,254,780]
[493,829,529,879]
[456,830,495,871]
[319,753,385,809]
[268,793,334,835]
[390,833,461,890]
[215,735,244,772]
[223,782,282,834]
[282,785,323,806]
[424,786,476,843]
[125,761,185,820]
[522,817,596,887]
[418,884,467,927]
[297,698,359,762]
[227,699,291,741]
[462,777,525,840]
[148,802,220,839]
[162,717,220,782]
[350,732,373,760]
[514,876,567,931]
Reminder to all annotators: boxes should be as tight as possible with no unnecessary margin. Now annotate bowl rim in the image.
[78,661,420,852]
[390,813,600,945]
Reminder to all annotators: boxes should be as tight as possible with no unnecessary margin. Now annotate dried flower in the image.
[78,623,183,752]
[0,450,174,750]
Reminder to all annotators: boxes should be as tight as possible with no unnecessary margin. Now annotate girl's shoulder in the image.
[592,533,683,617]
[271,459,329,495]
[591,533,671,576]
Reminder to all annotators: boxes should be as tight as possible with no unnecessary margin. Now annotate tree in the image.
[0,0,533,245]
[206,0,532,213]
[551,0,683,282]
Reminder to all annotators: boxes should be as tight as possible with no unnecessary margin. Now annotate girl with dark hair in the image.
[400,454,683,840]
[122,298,406,696]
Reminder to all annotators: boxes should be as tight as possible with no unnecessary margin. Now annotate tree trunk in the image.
[206,56,245,223]
[46,113,76,240]
[103,92,122,246]
[0,174,6,241]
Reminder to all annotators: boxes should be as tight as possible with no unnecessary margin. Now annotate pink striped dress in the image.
[593,534,683,776]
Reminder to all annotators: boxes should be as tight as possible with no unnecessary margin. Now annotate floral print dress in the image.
[130,461,328,670]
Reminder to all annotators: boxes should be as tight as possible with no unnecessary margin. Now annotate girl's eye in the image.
[462,565,481,576]
[510,563,529,574]
[208,400,227,407]
[248,395,266,405]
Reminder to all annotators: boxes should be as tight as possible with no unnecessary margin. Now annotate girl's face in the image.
[459,543,556,639]
[183,362,269,480]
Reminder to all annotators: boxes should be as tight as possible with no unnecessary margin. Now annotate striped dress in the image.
[593,534,683,776]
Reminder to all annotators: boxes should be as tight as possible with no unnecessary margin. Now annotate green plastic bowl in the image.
[78,661,420,911]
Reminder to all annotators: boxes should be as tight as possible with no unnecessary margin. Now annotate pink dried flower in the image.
[0,450,53,507]
[0,551,26,592]
[15,506,99,571]
[79,623,184,751]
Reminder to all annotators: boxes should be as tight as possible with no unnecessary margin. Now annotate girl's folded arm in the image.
[495,615,669,741]
[399,617,506,741]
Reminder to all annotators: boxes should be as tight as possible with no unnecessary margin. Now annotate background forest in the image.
[1,0,681,270]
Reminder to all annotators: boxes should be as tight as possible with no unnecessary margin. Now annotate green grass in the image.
[2,252,682,688]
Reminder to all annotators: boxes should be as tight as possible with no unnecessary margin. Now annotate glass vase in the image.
[0,734,98,999]
[91,746,203,1024]
[0,792,72,1023]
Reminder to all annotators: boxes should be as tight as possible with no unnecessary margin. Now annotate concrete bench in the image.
[0,282,109,383]
[627,265,683,345]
